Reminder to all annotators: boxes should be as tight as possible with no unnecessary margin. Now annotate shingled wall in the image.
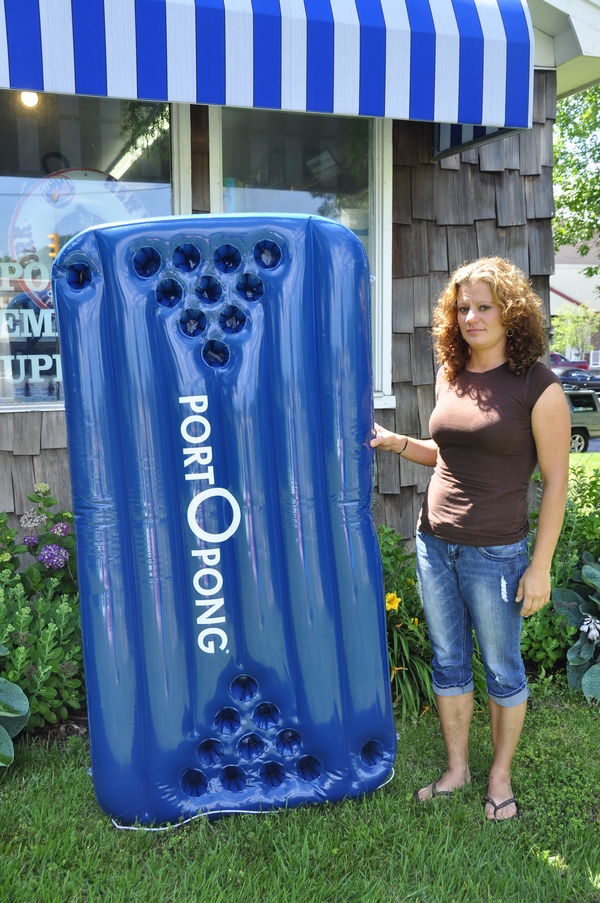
[372,70,557,538]
[0,410,71,533]
[0,71,556,538]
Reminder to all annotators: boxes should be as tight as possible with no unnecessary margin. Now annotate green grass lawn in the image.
[1,686,599,903]
[570,450,600,475]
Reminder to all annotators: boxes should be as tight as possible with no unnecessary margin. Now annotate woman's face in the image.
[456,281,506,354]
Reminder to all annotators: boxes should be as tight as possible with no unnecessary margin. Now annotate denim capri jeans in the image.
[415,530,530,707]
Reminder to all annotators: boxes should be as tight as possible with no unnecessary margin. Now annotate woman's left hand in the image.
[515,564,551,617]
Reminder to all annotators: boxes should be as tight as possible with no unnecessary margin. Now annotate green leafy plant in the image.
[378,527,487,721]
[531,465,600,584]
[0,512,28,574]
[0,642,29,766]
[0,570,84,728]
[552,552,600,704]
[567,465,600,560]
[378,525,415,595]
[520,605,579,671]
[378,526,434,720]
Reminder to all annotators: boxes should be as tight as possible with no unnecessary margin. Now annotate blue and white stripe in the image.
[0,0,534,128]
[434,121,522,158]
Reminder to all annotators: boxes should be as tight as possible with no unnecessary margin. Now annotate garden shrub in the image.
[0,483,83,729]
[567,465,600,560]
[0,571,84,728]
[520,605,578,672]
[8,484,78,596]
[525,465,600,692]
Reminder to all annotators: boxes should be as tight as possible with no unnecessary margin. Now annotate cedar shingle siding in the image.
[0,410,72,532]
[0,72,555,539]
[373,70,556,537]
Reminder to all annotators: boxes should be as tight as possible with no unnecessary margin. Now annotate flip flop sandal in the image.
[483,795,520,822]
[413,779,455,803]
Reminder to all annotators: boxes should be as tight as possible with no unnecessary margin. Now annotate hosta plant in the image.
[0,642,29,767]
[552,552,600,704]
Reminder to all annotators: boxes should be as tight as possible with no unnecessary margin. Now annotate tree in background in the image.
[554,85,600,289]
[551,305,600,358]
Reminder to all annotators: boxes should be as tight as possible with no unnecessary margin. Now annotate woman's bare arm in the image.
[370,422,439,468]
[516,383,570,617]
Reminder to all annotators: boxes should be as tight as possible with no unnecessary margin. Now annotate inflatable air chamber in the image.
[53,215,395,825]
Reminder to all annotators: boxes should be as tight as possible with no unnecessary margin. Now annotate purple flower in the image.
[38,543,69,570]
[22,535,38,549]
[50,522,69,537]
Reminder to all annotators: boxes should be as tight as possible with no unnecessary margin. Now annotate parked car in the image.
[555,369,600,392]
[550,351,588,370]
[565,389,600,452]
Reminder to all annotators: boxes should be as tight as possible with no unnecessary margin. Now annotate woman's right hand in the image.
[370,422,404,452]
[370,423,439,467]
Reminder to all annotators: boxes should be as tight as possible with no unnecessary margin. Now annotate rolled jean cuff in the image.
[487,683,530,708]
[432,679,474,697]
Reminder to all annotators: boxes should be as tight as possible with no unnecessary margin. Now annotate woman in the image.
[371,258,570,821]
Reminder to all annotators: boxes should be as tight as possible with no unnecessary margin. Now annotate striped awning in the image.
[0,0,533,128]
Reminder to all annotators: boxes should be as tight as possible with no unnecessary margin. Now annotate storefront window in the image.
[0,91,171,407]
[222,109,370,258]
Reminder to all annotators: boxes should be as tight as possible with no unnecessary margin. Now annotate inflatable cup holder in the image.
[67,263,92,291]
[252,702,280,731]
[230,675,259,703]
[133,247,161,278]
[196,275,222,303]
[254,239,281,270]
[275,729,302,757]
[214,244,241,273]
[214,707,241,735]
[156,278,183,308]
[197,738,224,766]
[181,768,207,797]
[173,243,201,273]
[360,740,384,768]
[180,308,206,337]
[237,733,265,761]
[260,761,285,789]
[297,755,321,782]
[219,306,246,334]
[221,765,246,793]
[236,273,264,301]
[202,340,230,368]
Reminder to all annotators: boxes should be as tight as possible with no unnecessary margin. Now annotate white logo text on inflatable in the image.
[179,395,241,654]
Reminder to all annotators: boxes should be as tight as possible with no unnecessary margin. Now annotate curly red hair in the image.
[432,257,547,380]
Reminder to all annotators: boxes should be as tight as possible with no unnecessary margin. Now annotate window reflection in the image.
[0,91,171,406]
[222,109,370,256]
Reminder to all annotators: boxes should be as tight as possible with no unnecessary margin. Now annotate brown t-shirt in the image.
[418,361,561,546]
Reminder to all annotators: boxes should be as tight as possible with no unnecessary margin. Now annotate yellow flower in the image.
[411,617,419,627]
[386,592,400,611]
